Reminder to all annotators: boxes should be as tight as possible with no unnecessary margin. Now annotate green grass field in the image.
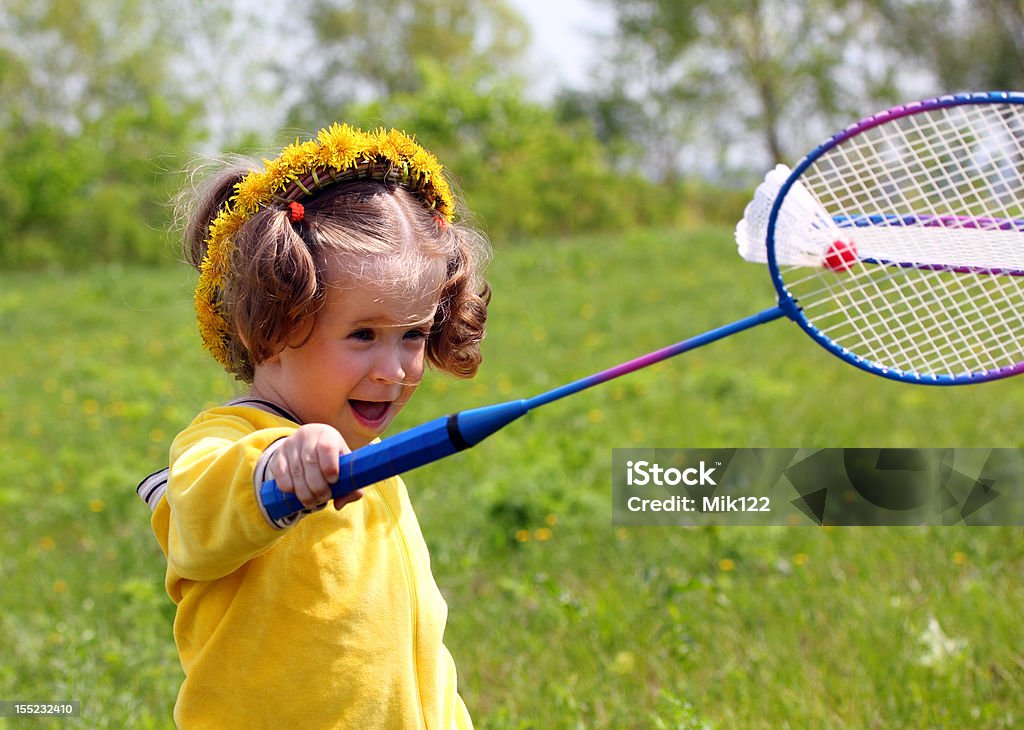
[2,227,1022,728]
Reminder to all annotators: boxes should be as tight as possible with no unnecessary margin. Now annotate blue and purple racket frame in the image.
[766,90,1024,386]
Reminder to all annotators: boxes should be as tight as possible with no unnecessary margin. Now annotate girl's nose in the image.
[371,347,407,385]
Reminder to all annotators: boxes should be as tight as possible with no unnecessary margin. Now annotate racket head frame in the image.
[765,91,1024,385]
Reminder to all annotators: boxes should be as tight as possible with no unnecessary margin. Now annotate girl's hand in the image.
[269,424,364,511]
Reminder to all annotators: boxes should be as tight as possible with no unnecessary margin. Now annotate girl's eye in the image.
[349,329,375,342]
[403,328,430,341]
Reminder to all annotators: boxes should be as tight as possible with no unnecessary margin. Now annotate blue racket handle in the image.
[259,400,529,522]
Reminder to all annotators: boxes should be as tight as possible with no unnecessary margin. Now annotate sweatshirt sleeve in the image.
[162,411,297,583]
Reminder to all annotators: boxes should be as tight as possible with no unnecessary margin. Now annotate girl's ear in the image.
[236,329,281,367]
[237,329,250,351]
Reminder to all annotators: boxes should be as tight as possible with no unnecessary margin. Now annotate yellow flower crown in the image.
[195,123,456,368]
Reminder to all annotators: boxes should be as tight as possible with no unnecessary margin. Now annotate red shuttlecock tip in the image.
[824,239,857,271]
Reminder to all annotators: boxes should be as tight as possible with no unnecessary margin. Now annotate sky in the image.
[509,0,614,97]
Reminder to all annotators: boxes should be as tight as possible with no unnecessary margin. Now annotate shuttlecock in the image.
[735,164,856,270]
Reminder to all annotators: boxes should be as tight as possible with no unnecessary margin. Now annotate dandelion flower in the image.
[612,651,636,675]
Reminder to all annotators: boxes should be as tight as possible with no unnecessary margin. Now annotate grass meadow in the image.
[2,226,1023,728]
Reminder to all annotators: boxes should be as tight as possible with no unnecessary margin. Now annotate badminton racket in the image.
[261,91,1024,522]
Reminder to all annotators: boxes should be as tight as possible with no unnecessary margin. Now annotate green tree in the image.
[349,60,682,240]
[868,0,1024,91]
[0,0,203,267]
[589,0,884,177]
[282,1,696,239]
[290,0,530,126]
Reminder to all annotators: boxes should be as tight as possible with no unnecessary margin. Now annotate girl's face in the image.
[250,267,442,449]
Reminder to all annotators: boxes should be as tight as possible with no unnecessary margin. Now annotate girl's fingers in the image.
[270,425,351,509]
[296,450,330,507]
[334,489,363,511]
[314,434,345,484]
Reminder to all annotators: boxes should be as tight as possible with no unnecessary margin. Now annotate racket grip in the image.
[259,400,529,522]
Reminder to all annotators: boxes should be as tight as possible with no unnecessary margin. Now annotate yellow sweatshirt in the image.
[141,404,472,729]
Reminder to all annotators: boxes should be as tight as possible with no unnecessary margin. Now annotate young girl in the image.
[137,125,490,728]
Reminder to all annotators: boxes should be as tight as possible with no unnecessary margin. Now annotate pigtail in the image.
[178,158,332,382]
[225,206,327,381]
[427,226,491,379]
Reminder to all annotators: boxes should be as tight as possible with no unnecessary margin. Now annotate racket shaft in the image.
[259,400,529,521]
[527,306,786,408]
[259,308,788,521]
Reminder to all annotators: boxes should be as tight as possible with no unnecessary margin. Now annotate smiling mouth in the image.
[349,400,392,424]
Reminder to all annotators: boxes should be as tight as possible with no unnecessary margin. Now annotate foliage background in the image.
[2,0,1021,269]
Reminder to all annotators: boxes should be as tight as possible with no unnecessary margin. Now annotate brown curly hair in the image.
[181,163,491,383]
